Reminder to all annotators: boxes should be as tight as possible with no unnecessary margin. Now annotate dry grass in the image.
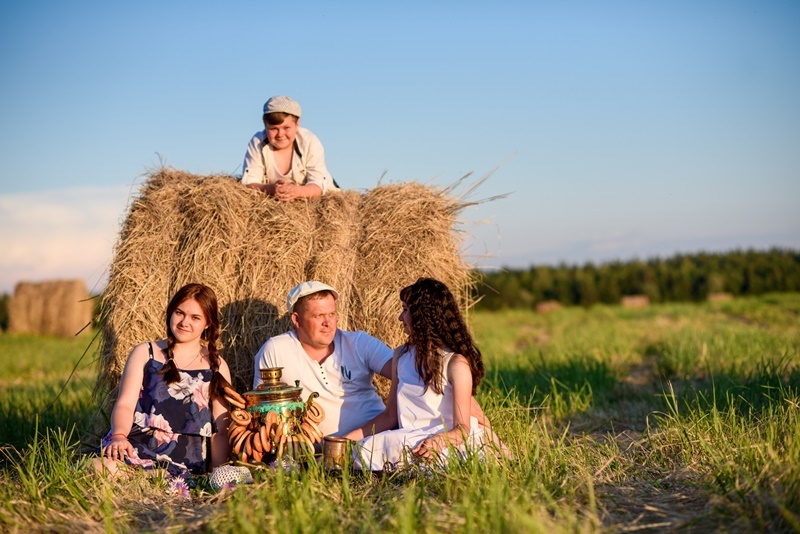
[96,168,482,412]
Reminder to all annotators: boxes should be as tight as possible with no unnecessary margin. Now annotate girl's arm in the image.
[412,354,473,457]
[104,343,151,459]
[210,359,233,468]
[470,397,490,427]
[343,346,403,441]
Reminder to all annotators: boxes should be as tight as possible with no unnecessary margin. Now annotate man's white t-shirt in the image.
[253,329,392,437]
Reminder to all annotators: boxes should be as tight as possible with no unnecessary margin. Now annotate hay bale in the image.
[352,182,473,349]
[535,300,562,314]
[96,168,476,408]
[620,294,650,308]
[707,292,733,302]
[8,279,93,337]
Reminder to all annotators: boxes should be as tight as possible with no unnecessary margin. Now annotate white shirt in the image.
[253,329,392,437]
[241,127,336,194]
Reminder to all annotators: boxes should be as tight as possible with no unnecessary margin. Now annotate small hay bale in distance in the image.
[707,292,733,302]
[96,168,476,410]
[620,294,650,308]
[8,279,93,337]
[535,300,562,314]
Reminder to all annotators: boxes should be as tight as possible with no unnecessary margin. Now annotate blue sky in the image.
[1,1,798,294]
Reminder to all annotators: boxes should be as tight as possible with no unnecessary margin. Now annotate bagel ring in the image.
[230,408,252,426]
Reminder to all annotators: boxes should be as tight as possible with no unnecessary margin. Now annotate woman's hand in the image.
[104,435,134,460]
[412,434,446,459]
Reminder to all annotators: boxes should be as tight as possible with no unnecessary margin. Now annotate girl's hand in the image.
[104,435,134,460]
[412,435,444,459]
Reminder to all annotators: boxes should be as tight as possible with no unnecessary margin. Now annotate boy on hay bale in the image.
[241,95,337,201]
[95,168,484,427]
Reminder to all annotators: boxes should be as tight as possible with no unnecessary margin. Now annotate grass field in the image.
[1,293,799,532]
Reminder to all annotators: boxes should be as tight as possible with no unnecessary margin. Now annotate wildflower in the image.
[169,476,192,499]
[268,456,299,473]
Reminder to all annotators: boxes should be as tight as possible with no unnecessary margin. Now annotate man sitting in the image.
[253,281,492,438]
[253,281,391,437]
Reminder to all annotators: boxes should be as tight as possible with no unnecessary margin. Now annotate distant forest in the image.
[473,248,800,310]
[3,249,799,330]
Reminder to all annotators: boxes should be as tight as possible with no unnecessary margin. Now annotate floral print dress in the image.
[101,343,215,475]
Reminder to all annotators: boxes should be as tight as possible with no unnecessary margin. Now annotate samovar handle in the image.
[305,391,320,409]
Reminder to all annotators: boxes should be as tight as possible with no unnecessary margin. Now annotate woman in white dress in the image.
[346,278,498,470]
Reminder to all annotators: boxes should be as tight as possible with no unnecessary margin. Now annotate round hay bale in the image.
[535,300,562,314]
[621,294,650,308]
[95,168,477,413]
[353,182,474,349]
[707,292,733,302]
[8,279,93,337]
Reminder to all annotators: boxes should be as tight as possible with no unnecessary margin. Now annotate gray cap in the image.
[263,96,302,118]
[286,281,338,313]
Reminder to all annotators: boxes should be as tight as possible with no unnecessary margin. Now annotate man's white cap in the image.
[263,96,302,118]
[286,281,338,313]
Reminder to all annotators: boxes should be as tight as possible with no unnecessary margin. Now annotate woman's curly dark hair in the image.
[400,278,484,395]
[157,283,229,401]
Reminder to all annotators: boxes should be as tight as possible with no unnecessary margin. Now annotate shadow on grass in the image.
[664,357,800,414]
[485,349,800,435]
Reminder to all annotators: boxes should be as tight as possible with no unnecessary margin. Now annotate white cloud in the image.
[0,186,132,294]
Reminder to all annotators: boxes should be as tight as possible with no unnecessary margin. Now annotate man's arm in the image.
[359,332,393,377]
[344,347,401,440]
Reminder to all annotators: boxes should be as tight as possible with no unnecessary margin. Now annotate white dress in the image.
[354,346,484,471]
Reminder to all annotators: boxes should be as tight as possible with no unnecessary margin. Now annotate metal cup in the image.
[322,436,349,470]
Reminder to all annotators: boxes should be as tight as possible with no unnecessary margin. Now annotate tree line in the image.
[2,248,798,330]
[473,248,800,310]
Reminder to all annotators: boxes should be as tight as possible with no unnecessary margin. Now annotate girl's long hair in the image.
[400,278,484,395]
[157,283,228,401]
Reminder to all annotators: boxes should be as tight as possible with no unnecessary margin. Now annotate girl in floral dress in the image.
[96,283,232,476]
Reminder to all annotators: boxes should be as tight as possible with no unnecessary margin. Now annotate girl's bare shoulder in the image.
[128,339,166,361]
[447,352,471,369]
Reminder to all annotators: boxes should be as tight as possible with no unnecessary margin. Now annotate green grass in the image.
[1,293,799,531]
[0,332,101,452]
